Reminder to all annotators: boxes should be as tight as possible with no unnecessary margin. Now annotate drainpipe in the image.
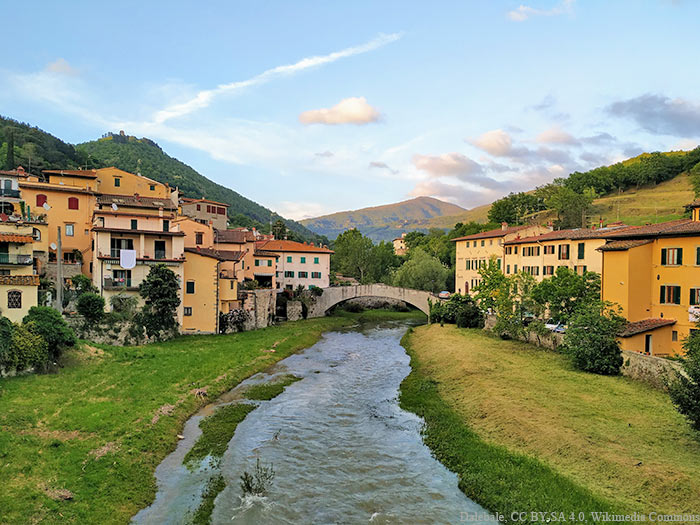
[215,260,220,334]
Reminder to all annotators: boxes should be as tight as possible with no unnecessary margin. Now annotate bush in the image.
[429,295,483,327]
[562,304,626,375]
[110,293,139,319]
[139,264,180,340]
[23,306,76,361]
[0,316,16,370]
[76,292,105,324]
[71,274,97,295]
[9,323,49,371]
[669,332,700,431]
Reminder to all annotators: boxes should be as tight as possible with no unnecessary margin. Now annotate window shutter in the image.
[660,286,665,303]
[697,247,700,266]
[678,249,683,265]
[691,289,696,306]
[674,286,680,304]
[661,249,667,265]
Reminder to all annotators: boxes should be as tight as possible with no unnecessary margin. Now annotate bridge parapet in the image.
[307,284,432,318]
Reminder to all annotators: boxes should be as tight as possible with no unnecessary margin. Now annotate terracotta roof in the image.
[597,239,653,252]
[43,169,98,179]
[0,233,34,243]
[97,194,176,210]
[688,200,700,208]
[0,168,28,177]
[181,197,229,207]
[19,182,94,194]
[184,247,245,261]
[505,225,632,245]
[256,239,334,254]
[602,219,700,239]
[214,229,256,244]
[620,318,676,337]
[254,249,280,258]
[0,274,39,286]
[91,226,185,237]
[452,224,533,241]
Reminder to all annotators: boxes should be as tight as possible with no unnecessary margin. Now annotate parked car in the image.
[553,324,567,334]
[438,291,451,299]
[545,318,562,331]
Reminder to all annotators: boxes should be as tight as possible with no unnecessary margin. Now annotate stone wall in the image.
[286,300,303,322]
[240,289,277,330]
[621,350,683,390]
[64,315,158,346]
[342,297,409,310]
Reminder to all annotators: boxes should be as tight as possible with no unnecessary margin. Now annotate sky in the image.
[2,0,700,220]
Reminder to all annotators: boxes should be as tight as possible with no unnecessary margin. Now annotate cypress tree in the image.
[5,128,14,170]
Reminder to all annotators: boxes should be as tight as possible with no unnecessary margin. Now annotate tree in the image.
[474,256,507,312]
[546,185,597,228]
[138,264,181,338]
[392,248,450,293]
[23,306,76,361]
[493,271,540,339]
[430,294,483,327]
[332,229,374,282]
[271,219,287,240]
[5,128,14,170]
[368,241,400,283]
[690,162,700,198]
[668,331,700,431]
[10,323,49,371]
[71,274,98,295]
[77,292,105,324]
[562,303,626,375]
[532,267,600,323]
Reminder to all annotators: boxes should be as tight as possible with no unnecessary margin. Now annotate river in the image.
[133,319,493,524]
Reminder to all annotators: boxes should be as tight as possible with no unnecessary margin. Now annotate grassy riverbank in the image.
[400,325,700,523]
[0,310,423,524]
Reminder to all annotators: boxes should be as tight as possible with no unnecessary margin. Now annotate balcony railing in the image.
[0,253,33,265]
[0,188,20,199]
[103,277,134,289]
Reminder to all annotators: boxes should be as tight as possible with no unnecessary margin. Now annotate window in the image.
[481,240,485,247]
[255,259,260,267]
[505,246,512,255]
[217,207,225,215]
[162,220,169,232]
[7,290,21,309]
[131,219,138,230]
[577,242,585,260]
[513,264,518,273]
[36,194,47,207]
[110,238,133,258]
[497,258,501,269]
[514,246,519,254]
[286,256,292,263]
[558,244,570,260]
[301,257,306,264]
[690,288,700,306]
[523,246,540,257]
[544,265,554,276]
[284,271,294,278]
[466,260,471,270]
[661,248,682,266]
[574,265,588,275]
[196,204,201,211]
[149,184,155,191]
[267,260,272,267]
[68,197,79,210]
[314,257,319,264]
[65,224,74,236]
[32,228,41,241]
[490,240,493,246]
[186,281,195,294]
[312,272,321,279]
[298,271,308,278]
[660,285,681,305]
[672,331,678,342]
[506,264,510,274]
[544,245,555,255]
[184,307,192,316]
[114,177,121,187]
[195,232,203,245]
[154,240,166,260]
[112,269,131,287]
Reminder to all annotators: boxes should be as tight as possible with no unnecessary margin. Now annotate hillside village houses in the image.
[392,233,407,256]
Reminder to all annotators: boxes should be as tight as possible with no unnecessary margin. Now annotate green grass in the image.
[0,313,411,525]
[244,375,301,401]
[183,404,255,467]
[188,474,226,525]
[401,325,700,523]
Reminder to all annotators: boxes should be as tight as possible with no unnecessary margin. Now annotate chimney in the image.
[501,222,508,230]
[16,166,24,174]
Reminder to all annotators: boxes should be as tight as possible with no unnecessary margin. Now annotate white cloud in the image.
[535,125,579,145]
[276,201,330,221]
[469,129,516,157]
[369,161,398,174]
[46,58,78,76]
[299,97,380,125]
[315,150,334,157]
[152,32,402,124]
[507,0,575,22]
[672,139,700,151]
[412,152,482,178]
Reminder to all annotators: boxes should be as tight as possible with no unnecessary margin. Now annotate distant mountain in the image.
[301,196,467,241]
[76,133,324,241]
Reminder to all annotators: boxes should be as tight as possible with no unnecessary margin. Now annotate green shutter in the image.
[578,242,585,259]
[661,249,667,265]
[497,258,502,269]
[697,247,700,266]
[678,248,683,265]
[691,289,697,306]
[674,286,681,304]
[660,286,665,303]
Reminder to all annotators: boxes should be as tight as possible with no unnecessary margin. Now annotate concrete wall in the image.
[307,284,432,317]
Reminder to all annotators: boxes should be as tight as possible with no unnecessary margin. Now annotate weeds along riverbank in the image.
[399,324,700,524]
[0,309,424,525]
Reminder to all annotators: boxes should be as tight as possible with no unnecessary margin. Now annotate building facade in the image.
[181,198,229,229]
[393,233,407,256]
[0,221,40,322]
[256,239,333,290]
[453,223,550,294]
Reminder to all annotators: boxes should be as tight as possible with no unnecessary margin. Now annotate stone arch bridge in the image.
[307,284,434,318]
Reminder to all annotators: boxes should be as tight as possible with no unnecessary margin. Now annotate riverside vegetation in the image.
[0,310,422,524]
[400,324,700,523]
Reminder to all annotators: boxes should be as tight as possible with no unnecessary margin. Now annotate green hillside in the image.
[301,196,465,241]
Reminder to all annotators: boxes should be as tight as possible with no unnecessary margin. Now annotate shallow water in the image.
[134,320,493,524]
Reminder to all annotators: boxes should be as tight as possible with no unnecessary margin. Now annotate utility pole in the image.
[56,226,63,312]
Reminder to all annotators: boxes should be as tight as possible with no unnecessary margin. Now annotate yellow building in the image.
[256,239,332,290]
[0,221,40,323]
[91,193,185,322]
[393,233,407,256]
[599,211,700,356]
[94,167,175,201]
[453,223,550,294]
[503,225,630,281]
[213,229,278,288]
[173,216,215,249]
[182,247,244,333]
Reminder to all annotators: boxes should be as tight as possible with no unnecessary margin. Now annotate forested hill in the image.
[0,116,323,242]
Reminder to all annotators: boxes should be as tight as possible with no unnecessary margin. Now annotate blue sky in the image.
[2,0,700,220]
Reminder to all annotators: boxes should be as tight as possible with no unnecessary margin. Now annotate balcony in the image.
[103,277,138,291]
[0,188,20,199]
[0,253,33,265]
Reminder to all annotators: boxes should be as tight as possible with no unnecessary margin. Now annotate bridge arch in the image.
[307,284,432,318]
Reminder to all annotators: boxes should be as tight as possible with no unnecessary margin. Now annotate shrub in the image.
[139,264,180,339]
[23,306,76,361]
[0,316,16,370]
[110,293,139,319]
[71,274,97,295]
[562,303,626,375]
[76,292,105,325]
[10,323,49,371]
[240,458,275,497]
[669,332,700,431]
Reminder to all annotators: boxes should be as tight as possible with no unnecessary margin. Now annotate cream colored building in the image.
[393,233,407,256]
[181,198,229,230]
[256,239,333,290]
[453,223,550,294]
[0,221,40,323]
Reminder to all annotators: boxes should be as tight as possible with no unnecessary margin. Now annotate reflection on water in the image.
[134,320,493,525]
